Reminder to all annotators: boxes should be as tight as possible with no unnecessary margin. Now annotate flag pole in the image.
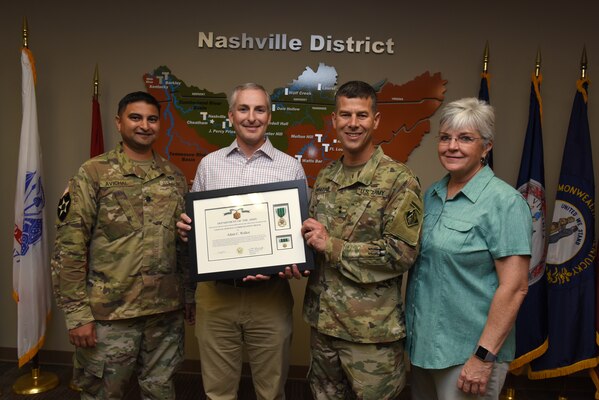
[482,40,489,74]
[93,63,99,98]
[478,41,494,168]
[22,16,28,49]
[580,45,587,79]
[90,63,105,157]
[12,17,59,395]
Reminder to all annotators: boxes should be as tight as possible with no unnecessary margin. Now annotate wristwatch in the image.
[474,345,497,362]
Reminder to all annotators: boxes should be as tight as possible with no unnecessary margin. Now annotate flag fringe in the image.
[509,338,548,372]
[528,357,598,380]
[577,78,590,103]
[532,73,543,121]
[22,47,36,85]
[17,310,52,368]
[591,367,599,399]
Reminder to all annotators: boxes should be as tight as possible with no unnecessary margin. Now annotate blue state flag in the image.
[510,73,548,373]
[478,72,493,169]
[530,78,597,378]
[592,238,599,398]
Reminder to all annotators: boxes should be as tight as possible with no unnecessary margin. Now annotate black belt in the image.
[216,278,268,288]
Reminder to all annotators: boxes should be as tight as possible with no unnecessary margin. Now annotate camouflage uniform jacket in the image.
[51,143,188,330]
[303,146,423,343]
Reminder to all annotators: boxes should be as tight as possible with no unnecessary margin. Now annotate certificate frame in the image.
[185,179,314,282]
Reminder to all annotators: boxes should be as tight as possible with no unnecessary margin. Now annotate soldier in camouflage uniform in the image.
[301,81,423,399]
[51,92,190,399]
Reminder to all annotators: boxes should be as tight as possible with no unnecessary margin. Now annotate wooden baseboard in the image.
[0,347,309,380]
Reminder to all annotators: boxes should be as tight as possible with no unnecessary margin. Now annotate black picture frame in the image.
[185,179,314,282]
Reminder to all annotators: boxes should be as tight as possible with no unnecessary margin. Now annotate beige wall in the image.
[2,1,598,367]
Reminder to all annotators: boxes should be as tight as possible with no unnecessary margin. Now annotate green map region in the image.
[144,63,447,187]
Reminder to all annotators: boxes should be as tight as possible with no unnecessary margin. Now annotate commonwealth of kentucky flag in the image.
[593,239,599,399]
[477,72,493,169]
[510,73,548,373]
[530,78,597,378]
[13,47,52,367]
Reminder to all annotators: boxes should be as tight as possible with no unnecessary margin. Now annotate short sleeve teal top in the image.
[406,166,532,369]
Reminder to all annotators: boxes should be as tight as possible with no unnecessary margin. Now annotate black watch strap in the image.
[474,345,497,362]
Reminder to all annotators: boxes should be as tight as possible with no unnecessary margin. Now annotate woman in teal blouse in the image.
[405,98,532,400]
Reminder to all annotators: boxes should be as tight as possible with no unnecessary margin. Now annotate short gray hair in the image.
[228,83,272,113]
[439,97,494,144]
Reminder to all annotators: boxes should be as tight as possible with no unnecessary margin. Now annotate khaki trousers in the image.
[195,279,293,400]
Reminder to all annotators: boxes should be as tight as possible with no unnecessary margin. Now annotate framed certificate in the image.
[185,179,314,281]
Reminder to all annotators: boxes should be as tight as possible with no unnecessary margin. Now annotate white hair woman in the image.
[405,98,533,399]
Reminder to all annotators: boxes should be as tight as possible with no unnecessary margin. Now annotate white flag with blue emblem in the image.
[13,47,52,367]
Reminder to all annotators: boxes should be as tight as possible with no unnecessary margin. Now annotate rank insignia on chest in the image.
[57,192,71,221]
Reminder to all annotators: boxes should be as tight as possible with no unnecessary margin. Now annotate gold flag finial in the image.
[482,41,490,73]
[580,45,588,79]
[22,17,29,48]
[535,48,542,78]
[93,64,100,98]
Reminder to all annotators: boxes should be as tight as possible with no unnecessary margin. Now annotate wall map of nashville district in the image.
[144,63,447,187]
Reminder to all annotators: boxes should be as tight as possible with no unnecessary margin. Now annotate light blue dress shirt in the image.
[406,166,532,369]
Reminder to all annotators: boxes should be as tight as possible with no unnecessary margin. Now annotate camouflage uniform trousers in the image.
[308,328,406,400]
[73,310,184,400]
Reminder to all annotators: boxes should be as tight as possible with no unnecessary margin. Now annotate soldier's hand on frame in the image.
[69,322,97,348]
[301,218,329,253]
[176,213,192,242]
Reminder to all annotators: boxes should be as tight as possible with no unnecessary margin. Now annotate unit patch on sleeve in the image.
[57,192,71,221]
[405,201,421,228]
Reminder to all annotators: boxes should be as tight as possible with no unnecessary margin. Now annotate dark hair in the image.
[335,81,378,113]
[117,91,160,116]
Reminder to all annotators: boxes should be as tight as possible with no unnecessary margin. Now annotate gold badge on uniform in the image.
[57,192,71,221]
